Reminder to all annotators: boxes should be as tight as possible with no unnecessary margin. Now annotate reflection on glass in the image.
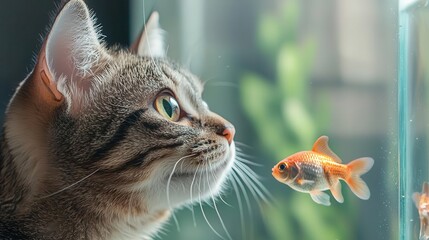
[399,0,429,239]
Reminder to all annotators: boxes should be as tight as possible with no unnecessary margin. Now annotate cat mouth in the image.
[170,151,232,179]
[167,141,235,181]
[171,159,229,179]
[157,145,235,208]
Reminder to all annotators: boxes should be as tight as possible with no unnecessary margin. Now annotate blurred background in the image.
[0,0,400,239]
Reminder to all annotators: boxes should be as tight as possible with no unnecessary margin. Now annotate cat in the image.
[0,0,237,239]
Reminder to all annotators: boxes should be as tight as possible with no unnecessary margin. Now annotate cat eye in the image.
[154,93,181,122]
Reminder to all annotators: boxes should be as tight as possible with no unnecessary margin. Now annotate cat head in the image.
[4,0,235,221]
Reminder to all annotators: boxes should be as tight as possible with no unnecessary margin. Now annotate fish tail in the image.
[345,157,374,200]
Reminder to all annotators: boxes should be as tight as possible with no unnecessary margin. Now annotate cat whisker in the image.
[229,170,253,239]
[229,148,274,240]
[38,168,100,199]
[234,161,273,204]
[206,158,231,207]
[189,163,200,227]
[207,161,232,240]
[142,1,163,75]
[235,148,256,160]
[179,159,187,174]
[235,145,264,167]
[166,154,195,231]
[233,165,269,207]
[228,174,246,239]
[217,192,232,207]
[234,157,263,179]
[198,167,225,240]
[232,165,261,209]
[165,44,170,56]
[201,75,224,86]
[235,141,253,149]
[126,183,133,221]
[235,155,262,167]
[206,145,267,240]
[201,74,238,89]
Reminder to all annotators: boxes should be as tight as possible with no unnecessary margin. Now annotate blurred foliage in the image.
[240,0,358,239]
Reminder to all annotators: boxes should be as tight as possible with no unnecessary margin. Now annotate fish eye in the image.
[154,93,181,122]
[278,163,287,171]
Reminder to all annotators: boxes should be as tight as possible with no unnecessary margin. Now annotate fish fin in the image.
[312,136,342,163]
[414,193,422,208]
[330,180,344,203]
[297,179,315,185]
[345,157,373,200]
[347,157,374,175]
[346,176,370,200]
[309,191,331,206]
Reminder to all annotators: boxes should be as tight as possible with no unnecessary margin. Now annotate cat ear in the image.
[130,12,166,58]
[34,0,109,108]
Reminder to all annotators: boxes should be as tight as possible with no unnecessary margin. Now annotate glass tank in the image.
[399,0,429,239]
[139,0,398,239]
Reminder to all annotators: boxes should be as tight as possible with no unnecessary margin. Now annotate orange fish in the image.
[413,182,429,240]
[272,136,374,206]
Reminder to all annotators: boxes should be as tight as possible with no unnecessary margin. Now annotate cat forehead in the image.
[112,54,204,95]
[159,61,203,94]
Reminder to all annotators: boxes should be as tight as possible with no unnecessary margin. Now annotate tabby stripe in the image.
[92,109,146,161]
[102,142,184,173]
[142,121,161,130]
[142,120,189,138]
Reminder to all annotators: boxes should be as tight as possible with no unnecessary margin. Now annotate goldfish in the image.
[413,182,429,240]
[272,136,374,206]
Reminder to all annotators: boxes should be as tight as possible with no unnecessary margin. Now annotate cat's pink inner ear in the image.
[130,11,165,58]
[40,69,63,102]
[29,42,64,104]
[39,48,63,102]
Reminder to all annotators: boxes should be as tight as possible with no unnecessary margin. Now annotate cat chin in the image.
[144,142,236,211]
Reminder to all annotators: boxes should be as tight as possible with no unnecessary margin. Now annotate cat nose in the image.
[207,113,235,145]
[219,125,235,145]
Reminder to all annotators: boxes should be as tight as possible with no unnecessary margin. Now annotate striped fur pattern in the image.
[0,1,235,239]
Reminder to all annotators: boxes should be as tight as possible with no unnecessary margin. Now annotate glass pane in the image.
[145,0,398,239]
[399,0,429,239]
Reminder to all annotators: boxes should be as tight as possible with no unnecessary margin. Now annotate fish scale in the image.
[295,159,328,191]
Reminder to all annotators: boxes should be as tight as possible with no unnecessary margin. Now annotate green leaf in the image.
[240,73,292,161]
[277,45,307,100]
[281,0,299,40]
[240,73,275,120]
[258,15,282,55]
[282,99,316,147]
